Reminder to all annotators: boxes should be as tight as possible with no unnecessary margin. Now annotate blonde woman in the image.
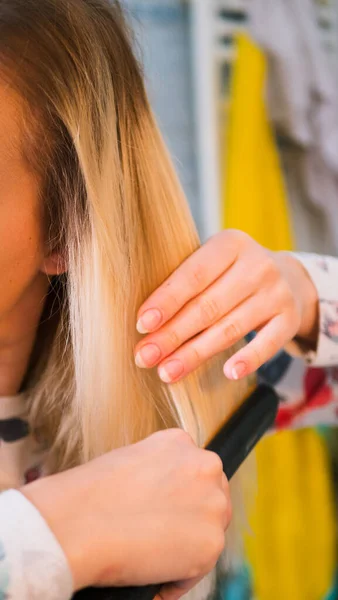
[0,1,337,600]
[0,1,243,598]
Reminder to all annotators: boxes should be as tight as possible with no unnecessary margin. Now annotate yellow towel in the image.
[223,34,293,250]
[222,33,336,600]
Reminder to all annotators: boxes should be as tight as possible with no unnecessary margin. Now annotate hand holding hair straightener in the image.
[73,384,279,600]
[135,230,319,384]
[23,424,233,595]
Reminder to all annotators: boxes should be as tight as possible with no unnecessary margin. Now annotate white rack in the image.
[190,0,220,241]
[190,0,338,240]
[190,0,245,240]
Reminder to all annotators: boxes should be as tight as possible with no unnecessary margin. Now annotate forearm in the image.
[273,251,319,349]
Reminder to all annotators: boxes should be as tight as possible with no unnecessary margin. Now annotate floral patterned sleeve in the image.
[287,253,338,367]
[257,253,338,431]
[0,490,73,600]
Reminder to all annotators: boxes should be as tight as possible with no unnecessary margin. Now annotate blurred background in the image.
[122,1,338,599]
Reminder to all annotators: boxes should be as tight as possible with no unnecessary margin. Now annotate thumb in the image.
[155,577,202,600]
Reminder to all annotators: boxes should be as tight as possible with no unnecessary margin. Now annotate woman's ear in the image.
[41,252,67,276]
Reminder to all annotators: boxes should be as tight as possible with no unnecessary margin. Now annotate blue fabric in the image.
[325,572,338,600]
[217,566,252,600]
[246,331,293,387]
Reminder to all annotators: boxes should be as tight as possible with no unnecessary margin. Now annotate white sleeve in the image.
[0,489,73,600]
[286,253,338,366]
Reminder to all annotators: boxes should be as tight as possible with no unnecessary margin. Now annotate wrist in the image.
[21,463,126,591]
[276,252,319,344]
[21,469,90,591]
[294,258,319,343]
[0,490,73,600]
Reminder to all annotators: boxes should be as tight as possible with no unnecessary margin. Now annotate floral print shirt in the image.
[269,253,338,432]
[1,252,338,600]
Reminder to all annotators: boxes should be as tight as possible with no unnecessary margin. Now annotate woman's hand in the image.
[135,230,319,382]
[22,429,230,598]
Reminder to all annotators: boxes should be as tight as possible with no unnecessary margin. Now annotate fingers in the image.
[134,264,256,372]
[136,233,240,334]
[156,577,203,600]
[143,293,272,383]
[223,314,296,379]
[135,231,300,383]
[147,428,197,450]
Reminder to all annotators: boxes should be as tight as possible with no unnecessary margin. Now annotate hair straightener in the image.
[73,383,279,600]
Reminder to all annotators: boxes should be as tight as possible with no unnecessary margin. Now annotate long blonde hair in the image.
[0,0,250,479]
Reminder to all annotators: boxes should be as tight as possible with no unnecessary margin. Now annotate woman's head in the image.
[0,0,248,474]
[0,82,46,333]
[0,0,151,314]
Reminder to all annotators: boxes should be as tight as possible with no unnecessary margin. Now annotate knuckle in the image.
[250,345,262,370]
[265,336,279,358]
[226,228,250,245]
[265,259,283,286]
[279,281,295,308]
[246,252,278,286]
[201,451,223,477]
[213,532,226,558]
[250,337,276,369]
[226,497,233,523]
[189,262,207,288]
[186,565,201,581]
[165,329,181,348]
[239,231,252,248]
[222,320,242,345]
[218,484,232,523]
[292,310,302,332]
[263,253,278,273]
[173,428,192,443]
[191,530,225,578]
[162,284,181,311]
[192,557,210,579]
[188,344,204,365]
[205,533,225,570]
[198,295,220,327]
[211,492,229,519]
[162,428,191,444]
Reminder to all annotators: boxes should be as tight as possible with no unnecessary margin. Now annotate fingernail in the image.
[231,362,247,380]
[158,360,184,383]
[135,344,161,368]
[137,309,163,334]
[136,308,163,334]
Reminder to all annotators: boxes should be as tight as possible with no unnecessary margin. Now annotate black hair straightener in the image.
[73,383,279,600]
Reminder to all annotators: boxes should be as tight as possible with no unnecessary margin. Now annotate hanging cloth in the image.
[247,0,338,255]
[222,33,293,250]
[222,32,336,600]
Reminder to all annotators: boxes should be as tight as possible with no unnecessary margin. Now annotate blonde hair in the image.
[0,0,250,482]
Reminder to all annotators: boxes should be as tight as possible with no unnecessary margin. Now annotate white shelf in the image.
[190,0,222,240]
[190,0,338,238]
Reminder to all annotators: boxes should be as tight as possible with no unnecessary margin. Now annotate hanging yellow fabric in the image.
[222,33,336,600]
[222,34,293,250]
